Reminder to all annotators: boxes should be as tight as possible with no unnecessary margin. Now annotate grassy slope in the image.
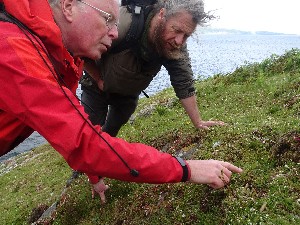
[1,49,300,224]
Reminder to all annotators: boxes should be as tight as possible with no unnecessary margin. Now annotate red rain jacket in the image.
[0,0,189,184]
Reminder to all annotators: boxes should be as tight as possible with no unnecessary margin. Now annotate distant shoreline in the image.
[198,27,300,36]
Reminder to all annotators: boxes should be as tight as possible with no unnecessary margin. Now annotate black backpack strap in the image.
[125,3,146,43]
[111,2,155,53]
[121,0,157,6]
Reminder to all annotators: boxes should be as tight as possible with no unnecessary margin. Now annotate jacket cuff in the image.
[176,87,195,100]
[87,174,100,184]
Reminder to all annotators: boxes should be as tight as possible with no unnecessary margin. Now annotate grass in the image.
[1,49,300,224]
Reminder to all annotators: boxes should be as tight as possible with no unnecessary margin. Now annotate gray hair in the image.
[48,0,60,7]
[153,0,215,25]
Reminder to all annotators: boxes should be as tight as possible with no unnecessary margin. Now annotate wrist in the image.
[174,156,190,182]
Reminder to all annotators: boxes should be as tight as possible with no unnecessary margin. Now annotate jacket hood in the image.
[1,0,67,64]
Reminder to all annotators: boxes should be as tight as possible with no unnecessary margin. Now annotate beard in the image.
[152,22,183,60]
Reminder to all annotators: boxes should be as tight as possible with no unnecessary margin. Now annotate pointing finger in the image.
[221,162,243,173]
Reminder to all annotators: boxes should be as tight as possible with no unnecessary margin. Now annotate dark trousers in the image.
[81,86,139,137]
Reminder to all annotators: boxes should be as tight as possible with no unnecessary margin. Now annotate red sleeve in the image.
[87,174,100,184]
[0,24,185,184]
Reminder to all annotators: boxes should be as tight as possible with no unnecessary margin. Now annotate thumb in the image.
[99,192,106,204]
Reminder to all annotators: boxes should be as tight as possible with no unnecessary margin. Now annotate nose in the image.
[174,33,187,46]
[108,26,118,40]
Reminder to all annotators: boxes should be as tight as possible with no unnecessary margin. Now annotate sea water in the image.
[145,34,300,95]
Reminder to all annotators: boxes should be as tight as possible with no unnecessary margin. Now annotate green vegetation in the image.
[1,49,300,224]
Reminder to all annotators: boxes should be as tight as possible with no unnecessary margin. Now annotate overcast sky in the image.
[204,0,300,35]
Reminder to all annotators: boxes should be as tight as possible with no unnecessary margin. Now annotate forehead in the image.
[166,11,196,33]
[93,0,119,18]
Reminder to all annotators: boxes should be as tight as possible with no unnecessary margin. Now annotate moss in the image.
[1,49,300,224]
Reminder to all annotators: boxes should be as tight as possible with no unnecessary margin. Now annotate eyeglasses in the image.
[78,0,118,30]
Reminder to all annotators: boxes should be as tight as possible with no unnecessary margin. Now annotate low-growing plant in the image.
[1,49,300,224]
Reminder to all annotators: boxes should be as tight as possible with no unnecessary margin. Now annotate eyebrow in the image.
[173,25,193,37]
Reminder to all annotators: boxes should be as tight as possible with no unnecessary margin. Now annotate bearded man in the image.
[80,0,226,137]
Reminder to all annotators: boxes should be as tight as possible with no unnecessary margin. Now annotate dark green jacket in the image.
[80,6,195,99]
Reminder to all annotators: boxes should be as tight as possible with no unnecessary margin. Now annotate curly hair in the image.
[153,0,215,25]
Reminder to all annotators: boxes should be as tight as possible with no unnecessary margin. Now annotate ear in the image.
[60,0,76,22]
[158,8,166,20]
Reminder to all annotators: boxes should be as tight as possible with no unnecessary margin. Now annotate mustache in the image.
[169,42,182,50]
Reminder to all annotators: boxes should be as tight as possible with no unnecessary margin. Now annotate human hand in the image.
[187,160,243,189]
[196,120,226,130]
[91,178,109,203]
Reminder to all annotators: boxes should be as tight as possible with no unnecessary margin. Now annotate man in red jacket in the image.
[0,0,242,204]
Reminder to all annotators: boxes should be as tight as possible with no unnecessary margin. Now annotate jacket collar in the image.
[1,0,83,73]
